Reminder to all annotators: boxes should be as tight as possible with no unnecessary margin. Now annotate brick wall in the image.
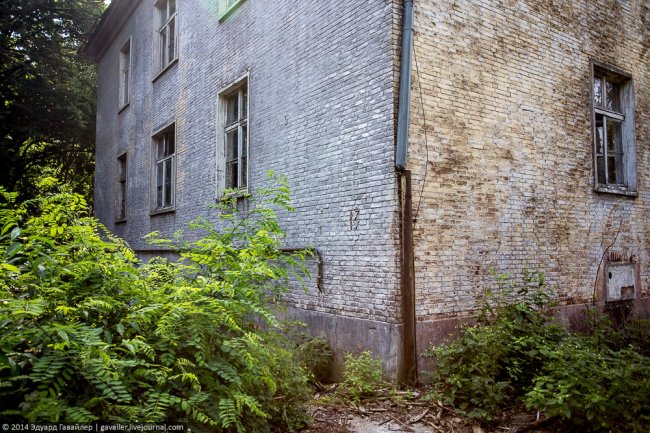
[93,0,404,371]
[409,0,650,323]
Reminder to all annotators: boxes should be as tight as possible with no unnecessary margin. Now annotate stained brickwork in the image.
[91,0,650,377]
[93,0,402,332]
[408,0,650,323]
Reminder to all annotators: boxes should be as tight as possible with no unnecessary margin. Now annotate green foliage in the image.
[0,175,312,432]
[279,325,332,384]
[428,269,564,421]
[428,270,650,432]
[526,335,650,432]
[0,1,104,200]
[341,351,384,402]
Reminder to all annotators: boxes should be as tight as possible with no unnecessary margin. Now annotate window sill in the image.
[115,218,127,224]
[150,207,176,217]
[118,102,130,114]
[594,185,638,197]
[152,58,179,83]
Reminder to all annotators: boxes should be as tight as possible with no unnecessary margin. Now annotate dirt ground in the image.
[298,386,551,433]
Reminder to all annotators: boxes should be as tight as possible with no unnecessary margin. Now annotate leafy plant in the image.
[341,351,384,403]
[427,269,564,421]
[526,336,650,432]
[0,175,312,432]
[427,269,650,431]
[279,325,332,384]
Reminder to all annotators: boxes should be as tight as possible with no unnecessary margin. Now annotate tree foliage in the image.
[0,175,312,432]
[0,0,104,199]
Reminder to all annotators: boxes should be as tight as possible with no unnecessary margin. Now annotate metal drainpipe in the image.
[396,0,417,384]
[396,0,414,171]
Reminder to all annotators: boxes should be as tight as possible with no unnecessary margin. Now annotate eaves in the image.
[80,0,143,62]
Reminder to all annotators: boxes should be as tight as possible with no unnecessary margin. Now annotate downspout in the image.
[396,0,417,384]
[396,0,414,172]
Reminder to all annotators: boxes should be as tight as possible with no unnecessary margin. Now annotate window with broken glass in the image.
[117,153,127,221]
[153,127,175,211]
[224,85,248,191]
[156,0,177,71]
[592,65,636,195]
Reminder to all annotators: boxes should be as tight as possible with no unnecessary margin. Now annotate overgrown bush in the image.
[526,334,650,432]
[427,269,650,432]
[428,269,565,421]
[280,325,332,384]
[341,351,384,402]
[0,175,312,432]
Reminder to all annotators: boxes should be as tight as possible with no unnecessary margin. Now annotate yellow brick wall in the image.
[409,0,650,321]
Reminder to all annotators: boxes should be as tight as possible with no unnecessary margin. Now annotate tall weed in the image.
[341,351,384,402]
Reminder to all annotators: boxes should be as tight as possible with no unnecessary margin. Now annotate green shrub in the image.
[526,335,650,432]
[427,269,650,431]
[341,351,384,402]
[280,325,332,383]
[0,175,311,432]
[596,317,650,357]
[427,269,565,421]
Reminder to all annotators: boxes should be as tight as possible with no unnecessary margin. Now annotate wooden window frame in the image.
[154,0,178,75]
[118,38,131,111]
[216,74,249,198]
[116,152,128,222]
[151,123,176,214]
[591,61,637,197]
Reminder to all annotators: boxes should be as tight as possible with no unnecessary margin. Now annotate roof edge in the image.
[80,0,143,61]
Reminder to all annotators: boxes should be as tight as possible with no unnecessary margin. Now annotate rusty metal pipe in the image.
[399,170,417,383]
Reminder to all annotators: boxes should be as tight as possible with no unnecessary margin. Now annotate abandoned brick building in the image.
[83,0,650,379]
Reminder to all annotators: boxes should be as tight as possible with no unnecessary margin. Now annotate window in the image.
[152,125,175,211]
[218,79,248,195]
[218,0,246,21]
[117,153,127,221]
[156,0,177,71]
[592,63,637,195]
[119,39,131,109]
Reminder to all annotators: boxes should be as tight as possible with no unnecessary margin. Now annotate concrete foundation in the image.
[287,307,404,382]
[415,297,650,382]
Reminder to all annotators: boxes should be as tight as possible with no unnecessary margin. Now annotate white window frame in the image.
[151,123,176,213]
[216,74,249,198]
[118,38,131,110]
[591,61,637,196]
[217,0,246,21]
[116,152,128,222]
[155,0,177,74]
